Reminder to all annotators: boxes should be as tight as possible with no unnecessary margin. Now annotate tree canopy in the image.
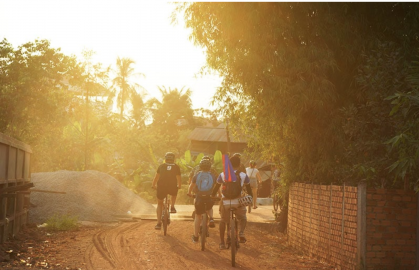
[177,2,419,188]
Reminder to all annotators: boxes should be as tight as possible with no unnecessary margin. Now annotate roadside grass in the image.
[45,214,79,231]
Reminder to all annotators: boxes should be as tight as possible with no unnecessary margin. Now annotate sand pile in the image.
[29,170,155,223]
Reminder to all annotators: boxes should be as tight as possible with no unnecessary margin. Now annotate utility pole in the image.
[226,119,231,154]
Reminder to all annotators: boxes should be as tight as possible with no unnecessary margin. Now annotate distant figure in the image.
[246,160,262,209]
[272,164,281,191]
[151,152,182,230]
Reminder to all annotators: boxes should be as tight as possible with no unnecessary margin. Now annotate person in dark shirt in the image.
[152,152,182,230]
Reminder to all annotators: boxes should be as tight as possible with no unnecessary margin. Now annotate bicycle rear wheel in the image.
[162,200,169,236]
[230,217,236,267]
[201,214,208,251]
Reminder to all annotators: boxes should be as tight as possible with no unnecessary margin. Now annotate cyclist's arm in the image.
[188,182,196,195]
[176,174,182,189]
[152,173,160,189]
[212,183,221,197]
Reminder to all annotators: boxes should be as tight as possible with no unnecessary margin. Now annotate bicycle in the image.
[225,202,240,267]
[188,194,220,251]
[161,194,171,236]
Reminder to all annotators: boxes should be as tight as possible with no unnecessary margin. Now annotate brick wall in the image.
[366,188,417,269]
[288,183,418,270]
[288,183,358,270]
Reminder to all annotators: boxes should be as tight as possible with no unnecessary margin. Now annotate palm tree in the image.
[148,86,195,137]
[109,57,144,121]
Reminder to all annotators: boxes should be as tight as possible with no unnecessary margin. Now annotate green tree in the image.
[148,86,195,151]
[110,57,145,121]
[176,3,419,188]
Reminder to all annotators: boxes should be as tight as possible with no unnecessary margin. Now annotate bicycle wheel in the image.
[230,217,236,267]
[201,214,208,251]
[162,200,168,236]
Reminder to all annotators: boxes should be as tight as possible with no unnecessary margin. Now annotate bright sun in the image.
[0,0,221,109]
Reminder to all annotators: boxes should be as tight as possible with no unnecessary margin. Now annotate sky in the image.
[0,0,222,110]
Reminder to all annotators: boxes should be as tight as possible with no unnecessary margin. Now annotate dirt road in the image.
[83,220,333,270]
[0,205,334,270]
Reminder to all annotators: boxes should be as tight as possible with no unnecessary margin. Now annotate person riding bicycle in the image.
[187,159,218,243]
[211,155,253,250]
[188,155,218,228]
[152,152,181,230]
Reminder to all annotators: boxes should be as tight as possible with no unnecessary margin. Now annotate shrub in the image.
[45,214,79,231]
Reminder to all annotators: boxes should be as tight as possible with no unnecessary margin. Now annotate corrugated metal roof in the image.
[188,127,247,143]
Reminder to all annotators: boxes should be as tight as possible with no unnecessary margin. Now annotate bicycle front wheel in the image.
[201,214,208,251]
[230,217,236,267]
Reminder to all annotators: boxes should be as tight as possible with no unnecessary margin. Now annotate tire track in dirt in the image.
[85,222,147,270]
[84,219,335,270]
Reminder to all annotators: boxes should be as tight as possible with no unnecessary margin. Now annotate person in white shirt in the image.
[245,160,262,209]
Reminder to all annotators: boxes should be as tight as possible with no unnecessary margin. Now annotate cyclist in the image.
[232,153,246,173]
[211,155,252,250]
[152,152,182,230]
[188,155,218,228]
[187,159,218,243]
[246,160,262,209]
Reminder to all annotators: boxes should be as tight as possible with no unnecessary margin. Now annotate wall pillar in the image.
[357,181,366,270]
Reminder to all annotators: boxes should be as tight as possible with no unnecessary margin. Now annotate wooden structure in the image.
[0,133,32,243]
[188,123,247,155]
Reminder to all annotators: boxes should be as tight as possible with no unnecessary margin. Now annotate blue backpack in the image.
[195,171,214,195]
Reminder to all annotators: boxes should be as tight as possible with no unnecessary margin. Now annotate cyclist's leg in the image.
[169,187,179,213]
[194,197,205,238]
[194,212,202,239]
[219,203,229,245]
[236,205,247,240]
[208,208,215,227]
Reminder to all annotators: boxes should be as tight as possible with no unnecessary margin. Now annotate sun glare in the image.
[0,1,221,109]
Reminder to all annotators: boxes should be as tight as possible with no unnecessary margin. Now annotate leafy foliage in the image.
[177,3,419,188]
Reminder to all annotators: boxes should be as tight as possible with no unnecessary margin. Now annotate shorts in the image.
[220,200,246,223]
[249,178,258,189]
[157,187,178,201]
[194,196,214,215]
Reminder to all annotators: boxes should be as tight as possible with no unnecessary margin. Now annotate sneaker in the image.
[209,218,215,228]
[192,235,199,243]
[239,236,247,243]
[170,207,177,213]
[155,223,161,230]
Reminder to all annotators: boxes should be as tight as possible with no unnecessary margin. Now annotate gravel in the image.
[29,170,156,223]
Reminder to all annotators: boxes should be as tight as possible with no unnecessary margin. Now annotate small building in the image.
[188,123,247,156]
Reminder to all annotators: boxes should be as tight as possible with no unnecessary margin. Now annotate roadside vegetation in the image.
[1,3,419,211]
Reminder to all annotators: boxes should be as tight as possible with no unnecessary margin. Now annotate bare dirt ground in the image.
[0,219,334,270]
